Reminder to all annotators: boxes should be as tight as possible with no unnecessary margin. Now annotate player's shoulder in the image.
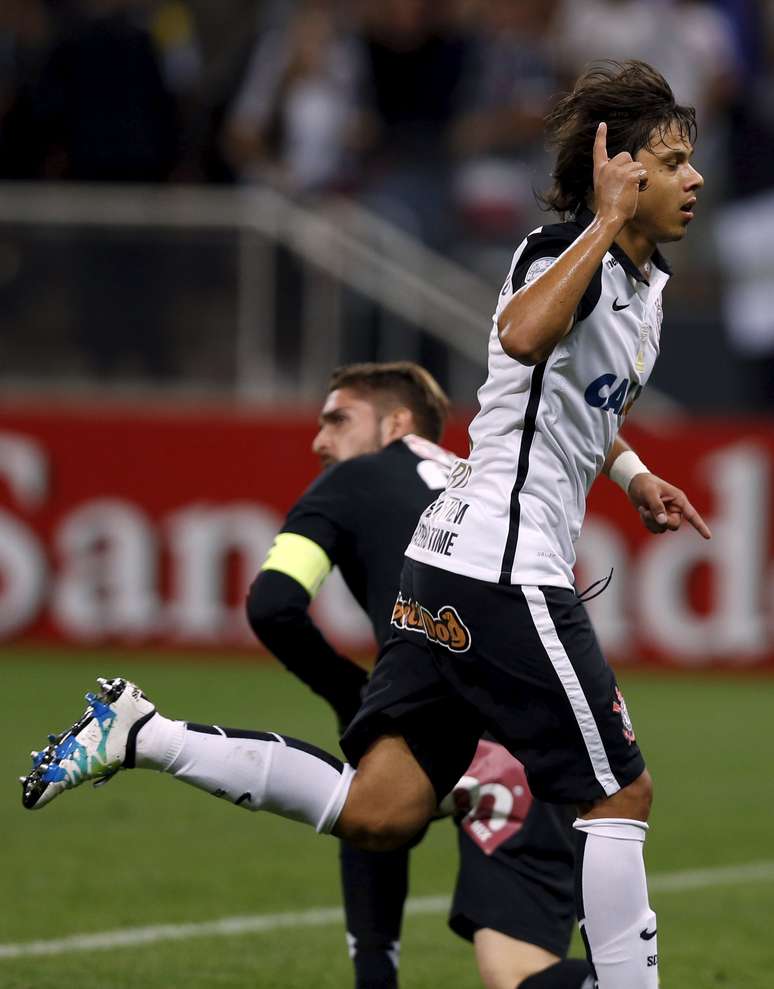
[518,215,585,256]
[503,212,603,309]
[335,436,454,485]
[399,434,456,470]
[306,444,403,494]
[303,456,365,496]
[508,216,582,275]
[334,437,446,476]
[303,438,454,497]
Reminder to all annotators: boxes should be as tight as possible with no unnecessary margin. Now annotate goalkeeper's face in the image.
[312,388,386,468]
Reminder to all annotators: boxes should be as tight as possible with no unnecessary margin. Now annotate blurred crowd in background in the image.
[0,0,772,408]
[0,0,759,207]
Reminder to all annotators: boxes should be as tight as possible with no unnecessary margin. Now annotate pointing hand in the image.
[593,122,648,229]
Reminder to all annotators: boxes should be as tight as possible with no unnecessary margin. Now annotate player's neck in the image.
[614,224,657,276]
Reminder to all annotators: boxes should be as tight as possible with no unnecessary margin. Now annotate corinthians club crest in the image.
[613,686,636,744]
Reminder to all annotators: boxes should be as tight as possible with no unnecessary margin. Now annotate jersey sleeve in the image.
[246,569,368,729]
[260,462,355,596]
[510,230,574,293]
[496,225,600,323]
[284,464,354,550]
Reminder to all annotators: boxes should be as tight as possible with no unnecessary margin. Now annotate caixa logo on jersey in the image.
[584,374,643,416]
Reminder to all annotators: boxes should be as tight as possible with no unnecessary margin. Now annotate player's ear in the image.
[381,406,414,444]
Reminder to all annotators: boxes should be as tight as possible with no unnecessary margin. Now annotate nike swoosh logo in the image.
[612,298,630,311]
[640,927,657,941]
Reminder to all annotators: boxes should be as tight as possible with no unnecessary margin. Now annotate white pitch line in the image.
[2,862,773,961]
[649,860,774,893]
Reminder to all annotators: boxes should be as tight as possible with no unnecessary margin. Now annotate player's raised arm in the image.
[497,122,648,366]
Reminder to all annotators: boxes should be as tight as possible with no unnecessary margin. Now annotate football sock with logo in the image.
[135,713,353,833]
[340,841,410,989]
[573,818,658,989]
[518,957,594,988]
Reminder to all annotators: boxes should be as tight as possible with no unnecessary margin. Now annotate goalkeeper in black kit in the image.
[247,362,592,989]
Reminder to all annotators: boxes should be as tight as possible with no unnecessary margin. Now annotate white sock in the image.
[134,712,187,771]
[573,817,659,989]
[136,714,354,833]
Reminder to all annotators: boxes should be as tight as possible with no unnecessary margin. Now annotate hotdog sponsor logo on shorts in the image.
[613,686,636,744]
[390,593,471,653]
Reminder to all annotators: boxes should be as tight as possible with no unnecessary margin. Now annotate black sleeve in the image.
[246,570,368,732]
[279,462,356,560]
[510,226,602,321]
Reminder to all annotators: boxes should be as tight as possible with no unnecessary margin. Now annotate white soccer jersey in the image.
[406,208,670,588]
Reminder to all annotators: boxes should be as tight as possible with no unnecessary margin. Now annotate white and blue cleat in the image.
[20,677,156,810]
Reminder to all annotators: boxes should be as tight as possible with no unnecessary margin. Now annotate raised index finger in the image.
[682,499,712,540]
[593,121,608,170]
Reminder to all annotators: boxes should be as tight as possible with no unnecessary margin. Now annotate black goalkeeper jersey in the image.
[247,435,454,725]
[281,435,452,646]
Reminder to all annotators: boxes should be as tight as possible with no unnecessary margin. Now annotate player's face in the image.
[312,388,384,467]
[633,123,703,243]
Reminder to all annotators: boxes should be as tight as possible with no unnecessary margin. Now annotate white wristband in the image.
[608,450,650,493]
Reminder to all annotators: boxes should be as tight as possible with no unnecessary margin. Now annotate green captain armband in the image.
[260,532,332,598]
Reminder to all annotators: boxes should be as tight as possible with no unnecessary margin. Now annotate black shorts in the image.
[340,558,646,804]
[449,800,576,955]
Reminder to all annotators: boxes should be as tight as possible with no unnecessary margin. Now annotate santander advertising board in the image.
[0,403,771,667]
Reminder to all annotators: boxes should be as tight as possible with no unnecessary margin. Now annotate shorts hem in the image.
[448,911,569,957]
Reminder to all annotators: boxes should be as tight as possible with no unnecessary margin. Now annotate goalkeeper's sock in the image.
[136,713,353,833]
[519,958,594,987]
[340,841,409,989]
[573,818,658,989]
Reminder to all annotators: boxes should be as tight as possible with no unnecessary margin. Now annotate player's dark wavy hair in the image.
[541,60,697,218]
[328,362,450,443]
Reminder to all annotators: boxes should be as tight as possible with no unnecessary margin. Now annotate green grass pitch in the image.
[2,651,773,988]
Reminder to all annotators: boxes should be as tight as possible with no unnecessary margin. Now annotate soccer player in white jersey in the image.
[248,361,593,989]
[22,62,710,989]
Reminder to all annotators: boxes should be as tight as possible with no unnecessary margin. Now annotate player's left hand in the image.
[628,473,711,539]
